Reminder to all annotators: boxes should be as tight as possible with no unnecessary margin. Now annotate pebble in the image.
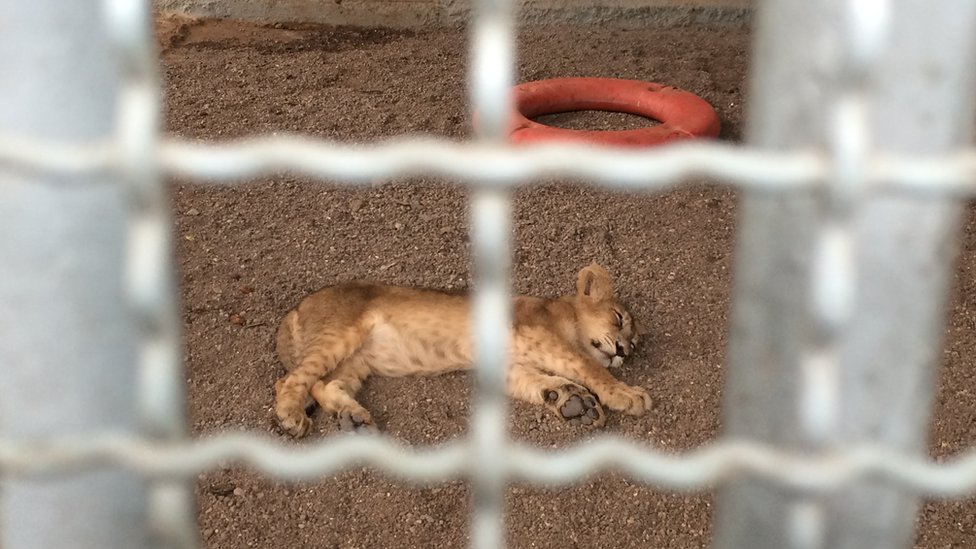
[233,487,245,497]
[209,481,235,496]
[186,208,200,216]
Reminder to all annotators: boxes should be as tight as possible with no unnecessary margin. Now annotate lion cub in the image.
[274,263,651,437]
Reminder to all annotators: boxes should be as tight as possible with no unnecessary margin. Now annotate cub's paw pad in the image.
[543,385,605,428]
[338,410,377,433]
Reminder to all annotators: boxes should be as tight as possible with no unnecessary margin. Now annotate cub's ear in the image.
[576,263,614,301]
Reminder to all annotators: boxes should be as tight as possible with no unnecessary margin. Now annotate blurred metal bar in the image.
[104,0,198,547]
[716,1,976,548]
[469,0,515,547]
[470,190,512,549]
[0,1,153,548]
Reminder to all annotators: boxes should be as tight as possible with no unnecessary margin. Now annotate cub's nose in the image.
[615,342,626,357]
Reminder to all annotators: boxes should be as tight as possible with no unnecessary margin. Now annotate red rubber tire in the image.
[509,77,720,147]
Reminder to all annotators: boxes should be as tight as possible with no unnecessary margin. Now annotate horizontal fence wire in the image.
[1,434,976,497]
[2,134,976,195]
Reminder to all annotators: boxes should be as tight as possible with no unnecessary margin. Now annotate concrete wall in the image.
[153,0,753,28]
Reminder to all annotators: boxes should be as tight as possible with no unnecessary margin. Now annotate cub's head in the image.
[573,263,639,368]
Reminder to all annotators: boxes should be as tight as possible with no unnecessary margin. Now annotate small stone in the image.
[394,222,403,230]
[349,198,363,213]
[238,284,255,294]
[229,314,244,325]
[208,481,235,496]
[233,487,245,497]
[186,208,200,216]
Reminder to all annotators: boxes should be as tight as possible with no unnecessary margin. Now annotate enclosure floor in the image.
[156,15,976,549]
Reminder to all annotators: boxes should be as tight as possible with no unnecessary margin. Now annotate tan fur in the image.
[273,263,650,437]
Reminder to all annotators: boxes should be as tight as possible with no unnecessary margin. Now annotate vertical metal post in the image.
[105,0,198,547]
[0,2,154,549]
[469,0,514,548]
[716,2,976,549]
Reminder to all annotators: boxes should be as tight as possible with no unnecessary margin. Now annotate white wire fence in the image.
[1,0,976,548]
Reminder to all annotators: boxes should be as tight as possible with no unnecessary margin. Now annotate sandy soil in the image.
[155,15,976,548]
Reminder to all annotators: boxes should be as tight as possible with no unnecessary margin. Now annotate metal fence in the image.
[2,0,976,548]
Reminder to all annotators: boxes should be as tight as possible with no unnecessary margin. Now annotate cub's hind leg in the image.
[507,364,605,428]
[309,354,376,433]
[275,329,365,437]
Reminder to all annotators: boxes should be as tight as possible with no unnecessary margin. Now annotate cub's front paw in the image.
[276,404,312,438]
[542,383,606,428]
[602,384,652,416]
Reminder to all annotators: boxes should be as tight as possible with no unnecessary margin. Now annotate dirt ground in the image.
[156,15,976,549]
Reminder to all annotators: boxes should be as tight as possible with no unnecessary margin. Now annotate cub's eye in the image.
[591,340,602,348]
[612,310,623,328]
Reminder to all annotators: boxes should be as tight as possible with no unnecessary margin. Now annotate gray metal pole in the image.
[715,1,976,549]
[0,2,153,548]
